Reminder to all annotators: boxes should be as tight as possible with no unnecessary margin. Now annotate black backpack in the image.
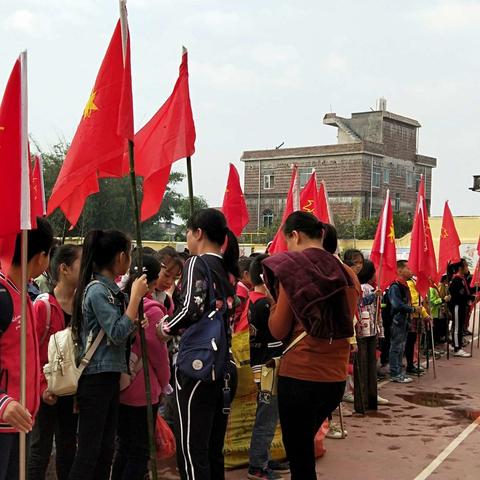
[0,280,14,338]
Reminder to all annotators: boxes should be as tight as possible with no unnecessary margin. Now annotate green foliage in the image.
[38,142,207,241]
[334,212,413,240]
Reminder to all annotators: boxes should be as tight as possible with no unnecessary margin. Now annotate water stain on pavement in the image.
[396,391,463,408]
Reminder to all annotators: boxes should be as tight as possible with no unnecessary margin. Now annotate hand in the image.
[444,295,451,302]
[415,306,423,314]
[374,288,383,297]
[350,344,358,353]
[156,317,171,341]
[131,274,149,300]
[2,401,33,433]
[42,389,57,406]
[139,314,149,329]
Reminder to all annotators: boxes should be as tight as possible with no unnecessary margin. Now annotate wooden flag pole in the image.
[120,3,158,478]
[187,156,194,216]
[19,50,29,480]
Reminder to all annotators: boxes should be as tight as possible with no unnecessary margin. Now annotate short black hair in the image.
[12,217,54,266]
[249,254,269,287]
[358,259,376,284]
[343,249,364,267]
[397,260,408,269]
[238,256,253,277]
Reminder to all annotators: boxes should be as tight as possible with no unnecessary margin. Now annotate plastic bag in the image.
[156,414,176,460]
[314,419,329,458]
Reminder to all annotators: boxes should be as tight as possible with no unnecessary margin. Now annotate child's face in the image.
[350,256,364,275]
[186,228,200,255]
[398,265,413,280]
[241,270,252,287]
[156,261,181,292]
[116,251,131,276]
[30,251,51,279]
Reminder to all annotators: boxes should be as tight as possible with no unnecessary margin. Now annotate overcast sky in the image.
[1,0,479,216]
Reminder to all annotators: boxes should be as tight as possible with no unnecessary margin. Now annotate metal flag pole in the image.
[19,49,29,480]
[186,155,194,216]
[119,3,157,478]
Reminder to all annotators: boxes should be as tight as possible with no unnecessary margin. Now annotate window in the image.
[395,193,401,212]
[262,209,274,228]
[415,173,422,193]
[263,173,274,190]
[372,166,381,188]
[383,167,390,184]
[406,170,414,188]
[298,167,314,188]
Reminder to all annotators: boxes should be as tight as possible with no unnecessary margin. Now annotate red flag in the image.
[135,48,196,221]
[0,55,31,270]
[370,190,397,290]
[437,201,461,280]
[31,155,46,219]
[300,171,319,217]
[269,166,298,254]
[408,176,437,296]
[47,21,134,227]
[222,164,249,237]
[471,236,480,289]
[316,180,333,224]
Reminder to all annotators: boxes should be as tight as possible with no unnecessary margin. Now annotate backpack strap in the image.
[0,279,13,338]
[78,330,106,372]
[36,294,52,346]
[282,331,308,356]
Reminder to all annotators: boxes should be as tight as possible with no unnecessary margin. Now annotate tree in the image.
[37,142,208,240]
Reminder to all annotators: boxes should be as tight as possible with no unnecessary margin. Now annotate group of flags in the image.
[0,11,196,269]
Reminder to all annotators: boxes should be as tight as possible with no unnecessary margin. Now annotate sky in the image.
[1,0,480,216]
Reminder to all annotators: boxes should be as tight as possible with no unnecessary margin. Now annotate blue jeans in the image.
[249,389,279,470]
[389,318,409,377]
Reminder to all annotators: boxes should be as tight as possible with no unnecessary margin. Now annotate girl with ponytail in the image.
[68,230,149,480]
[156,208,239,480]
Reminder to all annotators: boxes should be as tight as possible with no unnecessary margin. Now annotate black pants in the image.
[450,304,466,351]
[68,372,120,480]
[173,364,237,480]
[380,316,391,366]
[0,433,19,480]
[354,336,378,413]
[405,331,418,369]
[111,403,159,480]
[277,376,345,480]
[28,396,78,480]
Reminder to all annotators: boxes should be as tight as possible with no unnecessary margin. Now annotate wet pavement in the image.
[156,315,480,480]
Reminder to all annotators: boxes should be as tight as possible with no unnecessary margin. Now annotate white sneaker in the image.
[377,395,390,405]
[342,392,354,403]
[326,423,347,439]
[453,349,472,358]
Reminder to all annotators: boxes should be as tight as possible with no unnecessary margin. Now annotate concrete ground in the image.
[158,314,480,480]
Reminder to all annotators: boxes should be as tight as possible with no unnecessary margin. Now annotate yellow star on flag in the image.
[388,223,395,243]
[441,227,448,239]
[83,91,99,119]
[302,199,315,213]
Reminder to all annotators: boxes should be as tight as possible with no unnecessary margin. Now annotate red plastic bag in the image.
[156,414,176,460]
[314,419,329,458]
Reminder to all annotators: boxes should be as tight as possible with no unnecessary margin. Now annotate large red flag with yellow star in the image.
[408,176,437,296]
[300,171,319,217]
[370,189,397,290]
[437,201,461,280]
[222,163,249,237]
[47,20,133,226]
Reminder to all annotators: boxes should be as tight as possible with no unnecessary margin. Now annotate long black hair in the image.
[323,224,338,254]
[124,254,161,297]
[358,259,376,284]
[49,244,82,286]
[283,211,324,240]
[72,230,131,340]
[186,208,240,278]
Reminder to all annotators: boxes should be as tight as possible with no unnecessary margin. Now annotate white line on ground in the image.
[413,416,480,480]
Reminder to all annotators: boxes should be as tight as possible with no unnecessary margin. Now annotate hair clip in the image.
[133,266,148,273]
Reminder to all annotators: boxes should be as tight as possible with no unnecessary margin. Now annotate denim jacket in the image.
[79,274,136,375]
[388,282,414,326]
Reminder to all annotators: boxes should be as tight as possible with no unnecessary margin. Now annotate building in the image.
[241,100,437,232]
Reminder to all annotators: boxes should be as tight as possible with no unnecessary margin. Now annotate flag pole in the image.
[186,155,194,216]
[19,50,29,480]
[119,3,158,478]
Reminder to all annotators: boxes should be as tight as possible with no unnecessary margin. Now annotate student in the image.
[156,208,239,480]
[28,245,82,480]
[234,256,253,331]
[112,255,171,480]
[356,260,388,409]
[0,218,54,480]
[388,261,422,383]
[343,249,364,276]
[448,259,474,357]
[246,254,284,480]
[428,277,450,353]
[265,212,359,480]
[68,230,149,480]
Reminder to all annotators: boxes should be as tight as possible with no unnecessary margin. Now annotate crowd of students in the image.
[0,209,477,480]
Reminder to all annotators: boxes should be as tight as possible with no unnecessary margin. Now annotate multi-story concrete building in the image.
[241,100,437,232]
